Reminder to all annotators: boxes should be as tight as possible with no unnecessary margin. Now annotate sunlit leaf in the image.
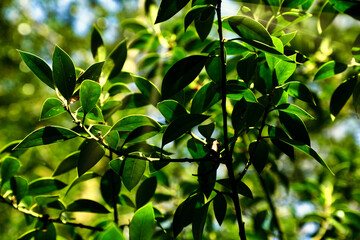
[40,98,66,120]
[101,223,125,240]
[66,199,110,213]
[279,31,297,46]
[112,115,160,132]
[52,45,76,100]
[27,178,67,196]
[329,0,360,21]
[77,139,105,176]
[18,50,54,89]
[130,203,155,240]
[314,61,347,81]
[155,0,191,24]
[161,55,207,99]
[276,103,314,119]
[77,61,104,84]
[352,34,360,62]
[65,172,100,196]
[318,1,338,34]
[191,81,221,114]
[80,80,101,116]
[14,126,79,149]
[162,114,210,146]
[123,157,146,191]
[284,81,315,105]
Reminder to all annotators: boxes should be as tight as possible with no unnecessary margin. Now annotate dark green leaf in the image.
[66,199,110,213]
[134,75,161,105]
[10,176,28,203]
[130,203,155,240]
[101,169,121,206]
[192,203,209,240]
[27,178,67,196]
[268,126,294,159]
[91,26,105,61]
[123,157,146,191]
[173,194,199,237]
[191,81,221,114]
[232,100,264,133]
[101,223,125,240]
[237,53,258,85]
[329,0,360,21]
[330,75,358,118]
[108,82,131,96]
[198,161,217,197]
[198,122,215,139]
[279,112,310,146]
[314,61,347,81]
[318,1,338,34]
[121,19,147,32]
[226,80,257,102]
[18,229,38,240]
[77,105,104,122]
[65,172,100,196]
[40,98,66,120]
[213,193,227,226]
[136,177,157,209]
[1,157,21,186]
[282,0,307,8]
[161,55,207,99]
[157,100,188,122]
[52,45,76,100]
[352,34,360,62]
[121,93,149,109]
[227,16,274,46]
[53,151,79,176]
[237,181,253,199]
[276,103,314,119]
[77,61,105,84]
[112,115,160,131]
[108,40,127,79]
[187,138,209,158]
[35,195,65,210]
[34,221,56,240]
[14,126,79,149]
[284,81,315,105]
[77,139,105,176]
[125,126,160,144]
[184,5,214,30]
[194,7,215,41]
[162,114,210,146]
[18,50,54,89]
[249,140,269,174]
[110,159,122,175]
[80,80,101,116]
[205,50,222,84]
[155,0,191,24]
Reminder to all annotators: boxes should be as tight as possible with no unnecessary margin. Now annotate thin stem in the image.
[258,175,284,240]
[216,1,246,239]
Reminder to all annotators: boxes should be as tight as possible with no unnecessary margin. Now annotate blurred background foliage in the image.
[0,0,360,239]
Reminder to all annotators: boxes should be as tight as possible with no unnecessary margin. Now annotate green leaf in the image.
[279,112,310,146]
[34,221,56,240]
[121,93,149,109]
[91,26,106,61]
[136,177,157,209]
[35,195,65,210]
[130,203,155,240]
[279,31,297,46]
[40,98,66,120]
[217,178,253,198]
[101,223,125,240]
[284,81,315,105]
[108,82,131,96]
[194,6,215,41]
[198,122,215,139]
[173,195,199,237]
[155,0,191,24]
[329,0,360,21]
[184,5,214,30]
[318,1,338,34]
[110,158,123,175]
[157,100,188,122]
[161,55,207,99]
[80,80,101,115]
[14,126,79,149]
[191,81,221,114]
[187,138,209,158]
[52,45,76,100]
[352,34,360,63]
[1,157,21,186]
[226,80,257,102]
[198,161,217,197]
[134,75,161,105]
[121,19,147,32]
[282,0,308,8]
[227,16,274,46]
[77,105,104,122]
[314,61,347,81]
[330,75,358,118]
[10,176,28,203]
[249,140,269,174]
[192,203,209,240]
[276,103,314,119]
[205,50,222,84]
[18,50,54,89]
[101,169,121,206]
[269,137,334,175]
[232,100,264,133]
[213,193,227,226]
[108,40,127,79]
[268,126,294,159]
[112,115,160,131]
[162,114,210,146]
[237,53,258,85]
[91,125,120,150]
[27,178,67,196]
[18,229,38,240]
[77,139,105,176]
[53,151,80,176]
[65,172,100,196]
[275,55,297,84]
[125,126,160,144]
[77,61,105,84]
[66,199,110,213]
[123,157,146,191]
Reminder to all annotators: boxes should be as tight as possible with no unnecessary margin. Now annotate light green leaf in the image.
[130,203,155,240]
[227,16,274,46]
[80,80,101,115]
[66,199,110,213]
[284,81,315,105]
[65,172,100,196]
[14,126,79,149]
[123,157,146,191]
[108,82,131,96]
[40,98,66,120]
[77,105,104,122]
[77,139,105,176]
[279,31,297,46]
[52,45,76,100]
[162,114,210,146]
[110,158,122,175]
[53,151,80,176]
[276,103,314,119]
[27,178,67,196]
[101,223,125,240]
[18,50,54,89]
[112,115,160,132]
[275,54,297,84]
[314,61,347,81]
[161,55,207,99]
[155,0,191,23]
